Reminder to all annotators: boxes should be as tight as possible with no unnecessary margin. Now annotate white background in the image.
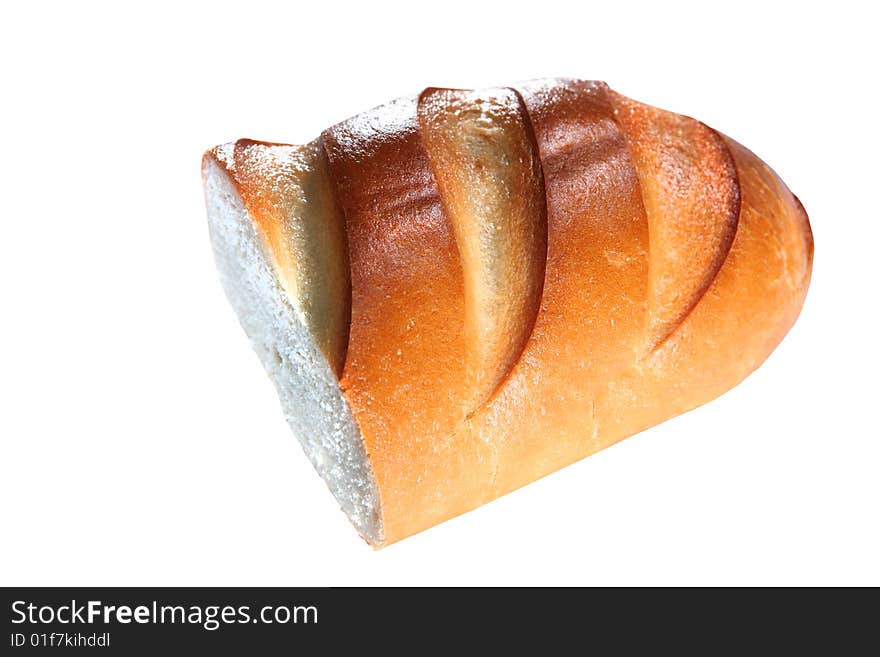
[1,1,877,586]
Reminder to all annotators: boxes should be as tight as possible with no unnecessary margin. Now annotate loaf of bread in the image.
[202,79,813,547]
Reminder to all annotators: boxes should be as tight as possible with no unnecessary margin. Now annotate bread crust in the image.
[205,80,813,546]
[609,91,741,350]
[418,87,547,413]
[322,98,489,542]
[204,139,350,375]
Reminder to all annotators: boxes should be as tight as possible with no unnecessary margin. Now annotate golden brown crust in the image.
[418,86,547,412]
[467,79,651,497]
[207,80,813,545]
[608,91,741,351]
[595,135,813,445]
[322,98,491,542]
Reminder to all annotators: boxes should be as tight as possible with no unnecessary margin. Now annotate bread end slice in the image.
[202,153,383,546]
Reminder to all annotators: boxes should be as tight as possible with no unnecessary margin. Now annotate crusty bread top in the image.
[610,91,740,350]
[418,86,546,412]
[205,80,813,545]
